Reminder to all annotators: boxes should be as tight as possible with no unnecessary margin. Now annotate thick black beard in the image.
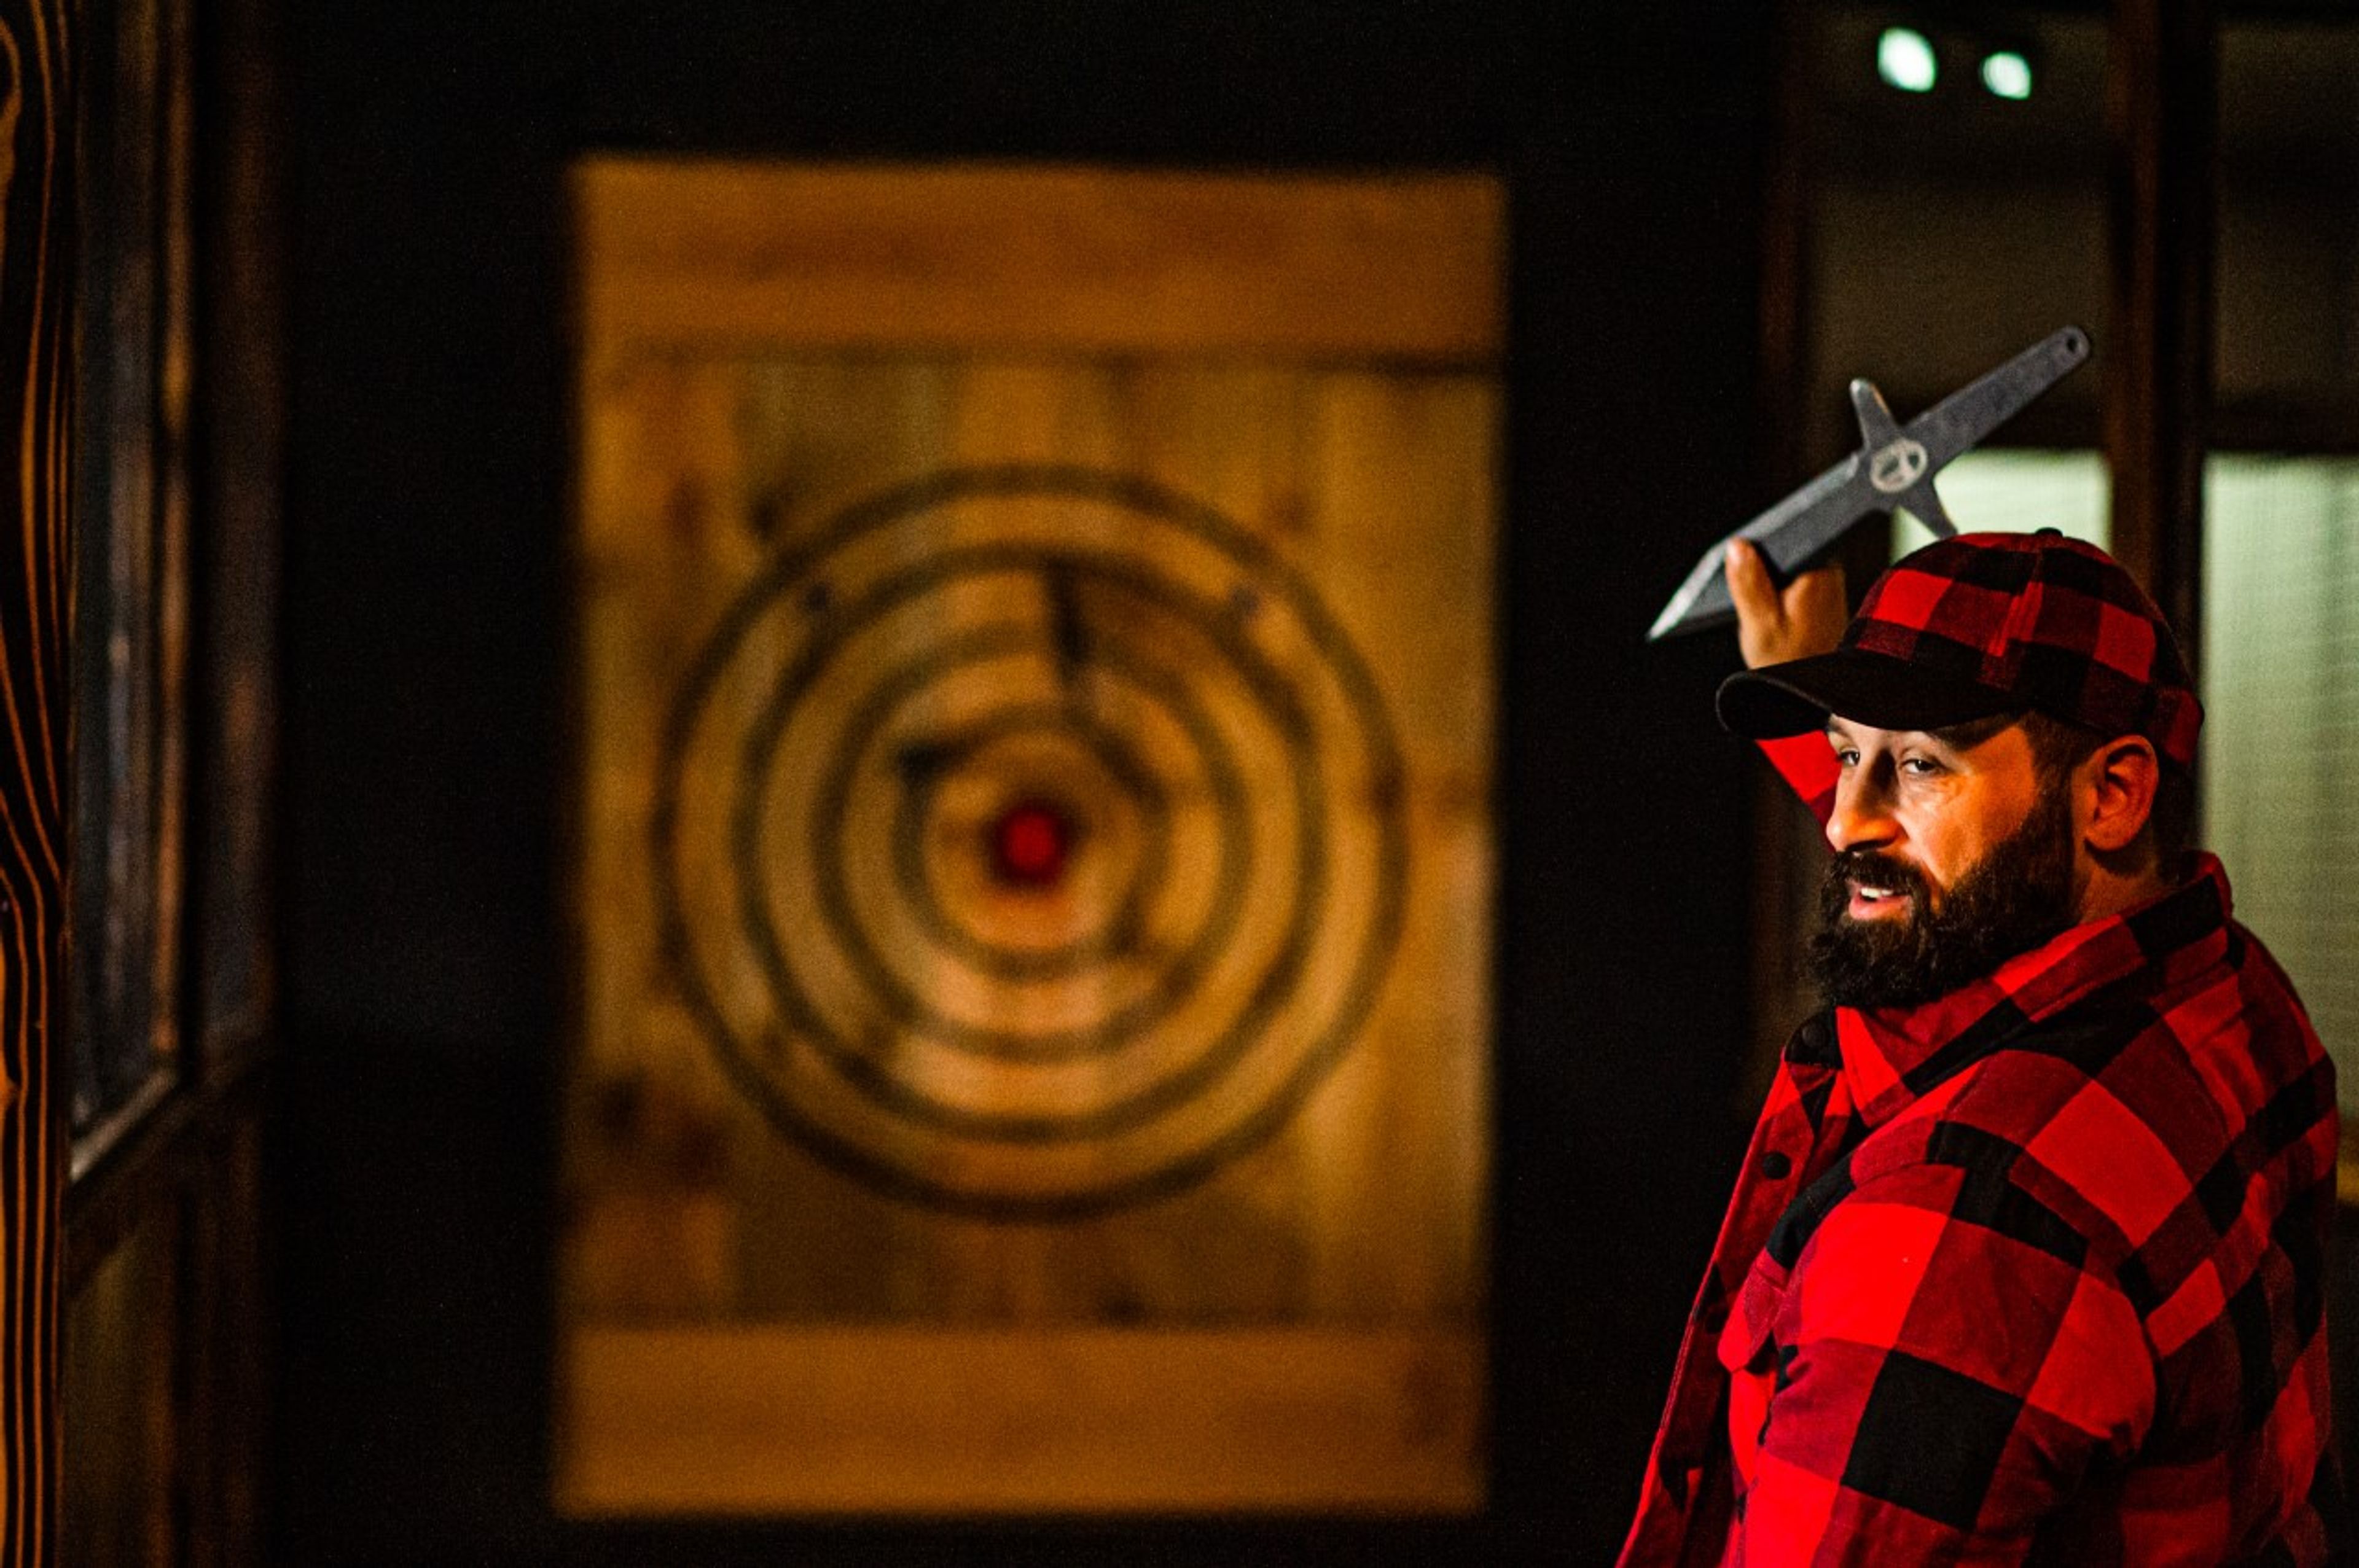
[1805,781,2082,1011]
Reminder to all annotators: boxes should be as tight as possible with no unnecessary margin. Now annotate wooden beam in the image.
[0,4,80,1560]
[574,160,1504,365]
[2104,0,2218,672]
[561,1327,1484,1516]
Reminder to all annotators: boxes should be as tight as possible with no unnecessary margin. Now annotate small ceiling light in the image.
[1981,50,2033,100]
[1877,28,1938,93]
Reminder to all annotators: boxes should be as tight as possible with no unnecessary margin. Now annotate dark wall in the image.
[274,4,1777,1562]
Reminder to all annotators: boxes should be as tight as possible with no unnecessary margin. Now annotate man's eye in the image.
[1834,747,1861,767]
[1899,757,1943,777]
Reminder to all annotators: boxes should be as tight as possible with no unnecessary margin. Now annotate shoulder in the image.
[2221,918,2330,1064]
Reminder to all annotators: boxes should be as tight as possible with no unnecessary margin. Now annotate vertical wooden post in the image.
[1744,0,1826,1102]
[2104,0,2217,670]
[0,2,76,1562]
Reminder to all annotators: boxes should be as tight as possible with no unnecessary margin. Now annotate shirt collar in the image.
[1835,853,2233,1127]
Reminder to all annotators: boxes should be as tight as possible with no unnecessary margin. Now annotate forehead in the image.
[1827,716,1928,750]
[1826,715,1933,743]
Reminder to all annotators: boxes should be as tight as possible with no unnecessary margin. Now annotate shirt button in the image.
[1760,1151,1793,1180]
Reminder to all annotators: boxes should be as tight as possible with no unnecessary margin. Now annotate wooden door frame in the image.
[0,2,82,1558]
[18,0,286,1560]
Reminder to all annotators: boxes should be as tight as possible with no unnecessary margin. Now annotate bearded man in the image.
[1619,529,2344,1564]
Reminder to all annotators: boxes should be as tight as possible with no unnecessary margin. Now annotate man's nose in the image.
[1826,770,1898,854]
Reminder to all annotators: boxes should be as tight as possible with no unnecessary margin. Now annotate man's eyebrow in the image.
[1926,712,2022,751]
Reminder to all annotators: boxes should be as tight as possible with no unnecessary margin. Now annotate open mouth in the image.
[1848,880,1912,917]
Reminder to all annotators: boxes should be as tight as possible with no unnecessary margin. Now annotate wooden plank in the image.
[60,1206,177,1562]
[558,1327,1483,1515]
[0,4,80,1558]
[574,161,1503,364]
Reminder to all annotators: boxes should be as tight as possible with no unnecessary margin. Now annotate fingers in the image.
[1725,538,1778,624]
[1727,540,1848,668]
[1727,540,1784,670]
[1785,563,1849,659]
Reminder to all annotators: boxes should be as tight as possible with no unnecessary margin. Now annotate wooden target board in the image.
[560,161,1500,1515]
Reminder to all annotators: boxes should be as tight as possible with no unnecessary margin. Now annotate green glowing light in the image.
[1982,52,2033,100]
[1877,28,1938,93]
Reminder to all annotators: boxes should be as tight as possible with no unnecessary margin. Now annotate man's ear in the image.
[2081,736,2161,854]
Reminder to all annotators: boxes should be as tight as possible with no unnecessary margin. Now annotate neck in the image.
[2076,849,2175,923]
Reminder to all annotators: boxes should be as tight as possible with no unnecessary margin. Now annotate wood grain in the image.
[560,1326,1484,1515]
[571,358,1495,1311]
[575,160,1504,365]
[0,2,80,1559]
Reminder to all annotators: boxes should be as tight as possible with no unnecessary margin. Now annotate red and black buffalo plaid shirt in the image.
[1621,741,2344,1566]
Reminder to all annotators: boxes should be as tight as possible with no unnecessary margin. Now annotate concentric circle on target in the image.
[886,697,1175,977]
[652,466,1407,1219]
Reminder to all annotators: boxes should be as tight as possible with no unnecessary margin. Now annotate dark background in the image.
[273,3,1778,1561]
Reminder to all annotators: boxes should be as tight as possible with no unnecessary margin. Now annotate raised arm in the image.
[1726,538,1846,825]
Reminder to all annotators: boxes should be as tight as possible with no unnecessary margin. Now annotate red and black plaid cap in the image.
[1717,530,2203,770]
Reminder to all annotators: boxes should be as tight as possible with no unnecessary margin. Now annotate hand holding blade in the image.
[1646,325,2091,642]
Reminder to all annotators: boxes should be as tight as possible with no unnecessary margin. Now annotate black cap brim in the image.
[1717,649,2022,739]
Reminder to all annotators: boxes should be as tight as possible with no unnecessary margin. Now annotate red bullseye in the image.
[988,797,1075,890]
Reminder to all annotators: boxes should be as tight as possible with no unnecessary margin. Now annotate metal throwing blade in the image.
[1646,325,2091,642]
